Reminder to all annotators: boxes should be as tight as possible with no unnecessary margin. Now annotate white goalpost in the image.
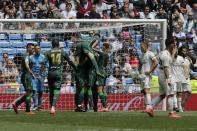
[0,19,167,111]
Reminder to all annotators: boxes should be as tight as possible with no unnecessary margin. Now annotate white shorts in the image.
[182,79,192,92]
[174,82,182,93]
[158,73,175,96]
[140,75,151,89]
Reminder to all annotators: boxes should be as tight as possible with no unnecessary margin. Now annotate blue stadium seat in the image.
[151,43,161,54]
[24,41,38,45]
[8,34,22,41]
[135,35,142,44]
[65,41,74,48]
[125,78,133,84]
[42,48,51,52]
[23,34,36,41]
[16,49,26,54]
[2,48,16,55]
[0,41,11,48]
[40,41,52,48]
[0,34,8,41]
[192,72,197,77]
[12,41,27,48]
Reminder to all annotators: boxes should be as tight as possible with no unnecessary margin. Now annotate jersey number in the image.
[51,53,61,64]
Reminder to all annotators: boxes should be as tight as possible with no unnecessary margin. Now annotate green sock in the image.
[98,92,107,108]
[52,90,60,107]
[78,88,85,106]
[25,95,31,112]
[103,91,108,107]
[87,89,93,109]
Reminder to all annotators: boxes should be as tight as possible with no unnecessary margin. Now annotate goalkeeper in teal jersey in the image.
[45,39,77,115]
[12,43,35,115]
[93,42,110,112]
[75,35,103,112]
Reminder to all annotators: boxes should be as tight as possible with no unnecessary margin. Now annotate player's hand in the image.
[145,71,151,76]
[32,73,36,79]
[166,78,172,86]
[96,71,105,78]
[38,75,42,81]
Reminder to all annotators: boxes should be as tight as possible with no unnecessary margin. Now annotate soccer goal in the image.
[0,19,167,111]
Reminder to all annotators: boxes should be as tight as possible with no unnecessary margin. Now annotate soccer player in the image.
[12,43,35,115]
[45,39,77,115]
[151,37,181,118]
[140,41,158,117]
[94,42,110,112]
[178,46,192,111]
[30,44,46,111]
[75,35,103,112]
[171,50,185,112]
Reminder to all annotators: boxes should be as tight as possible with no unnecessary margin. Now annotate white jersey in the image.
[183,57,191,82]
[171,55,186,83]
[141,50,156,74]
[158,50,173,79]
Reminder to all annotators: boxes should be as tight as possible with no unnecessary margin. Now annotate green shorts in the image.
[48,70,62,90]
[21,72,33,92]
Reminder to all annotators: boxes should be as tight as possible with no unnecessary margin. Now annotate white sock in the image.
[177,97,183,111]
[152,96,162,108]
[146,93,152,108]
[168,96,174,113]
[173,94,178,108]
[51,106,55,112]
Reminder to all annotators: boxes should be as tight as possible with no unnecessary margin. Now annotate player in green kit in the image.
[75,35,103,112]
[45,39,77,115]
[12,43,35,115]
[93,42,110,112]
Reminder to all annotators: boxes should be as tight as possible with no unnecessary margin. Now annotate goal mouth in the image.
[0,19,167,111]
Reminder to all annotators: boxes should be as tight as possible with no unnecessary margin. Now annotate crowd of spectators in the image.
[0,0,197,94]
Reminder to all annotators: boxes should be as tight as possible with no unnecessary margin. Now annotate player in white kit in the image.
[140,41,158,117]
[178,46,192,111]
[171,52,185,112]
[151,37,181,118]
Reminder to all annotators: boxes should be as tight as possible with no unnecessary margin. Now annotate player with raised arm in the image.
[45,39,77,115]
[151,37,181,118]
[12,43,35,115]
[75,35,103,112]
[140,41,158,117]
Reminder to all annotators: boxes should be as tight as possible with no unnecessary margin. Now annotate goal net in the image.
[0,19,167,111]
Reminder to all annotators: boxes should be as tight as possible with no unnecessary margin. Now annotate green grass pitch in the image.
[1,111,197,131]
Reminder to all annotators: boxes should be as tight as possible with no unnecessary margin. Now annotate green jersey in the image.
[45,48,76,73]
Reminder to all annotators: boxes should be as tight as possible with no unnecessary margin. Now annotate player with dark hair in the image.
[30,44,46,111]
[75,35,103,112]
[151,37,181,118]
[94,42,110,112]
[45,38,77,115]
[178,46,192,111]
[12,43,35,115]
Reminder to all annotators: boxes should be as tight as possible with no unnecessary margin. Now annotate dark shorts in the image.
[48,70,62,90]
[21,72,33,92]
[76,68,97,87]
